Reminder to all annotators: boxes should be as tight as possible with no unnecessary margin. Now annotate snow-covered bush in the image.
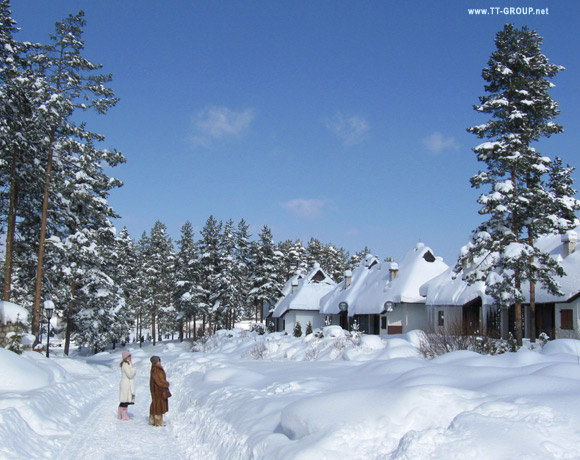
[249,323,266,335]
[305,322,313,336]
[5,315,26,355]
[293,322,302,338]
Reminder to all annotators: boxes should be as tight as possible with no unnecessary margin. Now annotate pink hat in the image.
[122,350,131,359]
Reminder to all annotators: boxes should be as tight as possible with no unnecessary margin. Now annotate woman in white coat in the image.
[118,350,136,421]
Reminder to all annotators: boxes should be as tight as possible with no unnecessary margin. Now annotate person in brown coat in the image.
[149,355,171,426]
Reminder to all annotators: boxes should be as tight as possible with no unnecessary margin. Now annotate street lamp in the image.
[339,301,349,331]
[43,300,54,358]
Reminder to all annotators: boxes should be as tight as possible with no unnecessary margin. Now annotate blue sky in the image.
[10,0,580,264]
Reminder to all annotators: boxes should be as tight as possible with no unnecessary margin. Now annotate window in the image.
[438,311,444,327]
[561,309,574,330]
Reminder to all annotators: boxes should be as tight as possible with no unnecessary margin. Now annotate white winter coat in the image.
[119,361,137,403]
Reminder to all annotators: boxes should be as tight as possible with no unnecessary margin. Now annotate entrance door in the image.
[535,303,555,339]
[463,298,481,334]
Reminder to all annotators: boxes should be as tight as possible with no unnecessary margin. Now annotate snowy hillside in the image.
[2,329,580,459]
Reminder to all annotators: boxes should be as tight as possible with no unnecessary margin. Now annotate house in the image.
[271,263,337,334]
[0,301,29,348]
[319,254,379,330]
[422,229,580,340]
[522,229,580,339]
[354,243,448,335]
[321,244,448,335]
[420,262,497,336]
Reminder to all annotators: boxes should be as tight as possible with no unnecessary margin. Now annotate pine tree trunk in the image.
[32,144,55,346]
[64,282,76,356]
[3,148,19,302]
[152,307,156,346]
[528,223,537,343]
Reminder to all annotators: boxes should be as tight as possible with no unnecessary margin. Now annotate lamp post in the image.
[339,301,349,331]
[44,300,54,358]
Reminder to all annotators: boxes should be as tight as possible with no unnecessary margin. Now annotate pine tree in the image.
[217,219,238,330]
[140,221,175,345]
[234,218,253,322]
[280,239,308,280]
[459,24,575,345]
[0,1,46,302]
[175,221,200,340]
[348,247,372,270]
[27,11,119,344]
[115,227,139,344]
[197,215,222,334]
[307,238,324,268]
[250,226,284,323]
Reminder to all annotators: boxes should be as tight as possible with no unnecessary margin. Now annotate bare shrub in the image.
[248,343,267,359]
[419,319,508,358]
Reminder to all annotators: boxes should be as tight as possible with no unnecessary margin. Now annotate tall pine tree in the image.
[459,24,577,345]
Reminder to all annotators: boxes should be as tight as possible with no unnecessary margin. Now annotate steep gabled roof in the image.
[272,263,336,318]
[353,243,448,316]
[422,228,580,307]
[319,254,380,315]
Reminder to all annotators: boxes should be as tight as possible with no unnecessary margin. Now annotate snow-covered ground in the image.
[2,328,580,459]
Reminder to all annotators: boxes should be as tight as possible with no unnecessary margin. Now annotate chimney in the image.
[389,262,399,281]
[562,231,578,258]
[344,270,353,288]
[291,278,299,294]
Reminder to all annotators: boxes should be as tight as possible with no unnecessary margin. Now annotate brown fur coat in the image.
[149,364,170,416]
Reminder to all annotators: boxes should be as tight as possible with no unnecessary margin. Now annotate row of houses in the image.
[266,230,580,340]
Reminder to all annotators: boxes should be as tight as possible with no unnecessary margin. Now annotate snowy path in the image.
[53,354,217,460]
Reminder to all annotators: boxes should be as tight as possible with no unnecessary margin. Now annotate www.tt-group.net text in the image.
[468,6,550,15]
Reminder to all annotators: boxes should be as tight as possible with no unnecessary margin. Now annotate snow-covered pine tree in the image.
[0,1,47,303]
[234,218,253,322]
[547,158,580,230]
[134,232,151,344]
[459,24,574,345]
[216,219,238,330]
[249,225,284,323]
[306,238,324,269]
[115,227,139,344]
[197,215,222,334]
[175,221,200,340]
[279,239,308,280]
[140,221,175,345]
[28,11,120,344]
[323,243,348,282]
[347,246,372,271]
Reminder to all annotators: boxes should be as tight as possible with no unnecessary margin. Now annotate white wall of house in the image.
[555,299,580,339]
[280,310,326,335]
[379,303,429,335]
[426,305,463,333]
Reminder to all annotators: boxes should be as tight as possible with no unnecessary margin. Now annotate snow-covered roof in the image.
[524,229,580,303]
[422,228,580,306]
[421,267,492,306]
[353,243,449,316]
[319,254,380,315]
[272,263,336,318]
[0,301,29,325]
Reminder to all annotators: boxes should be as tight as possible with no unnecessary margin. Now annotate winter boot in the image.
[149,414,155,425]
[154,415,165,426]
[121,407,133,421]
[117,406,123,420]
